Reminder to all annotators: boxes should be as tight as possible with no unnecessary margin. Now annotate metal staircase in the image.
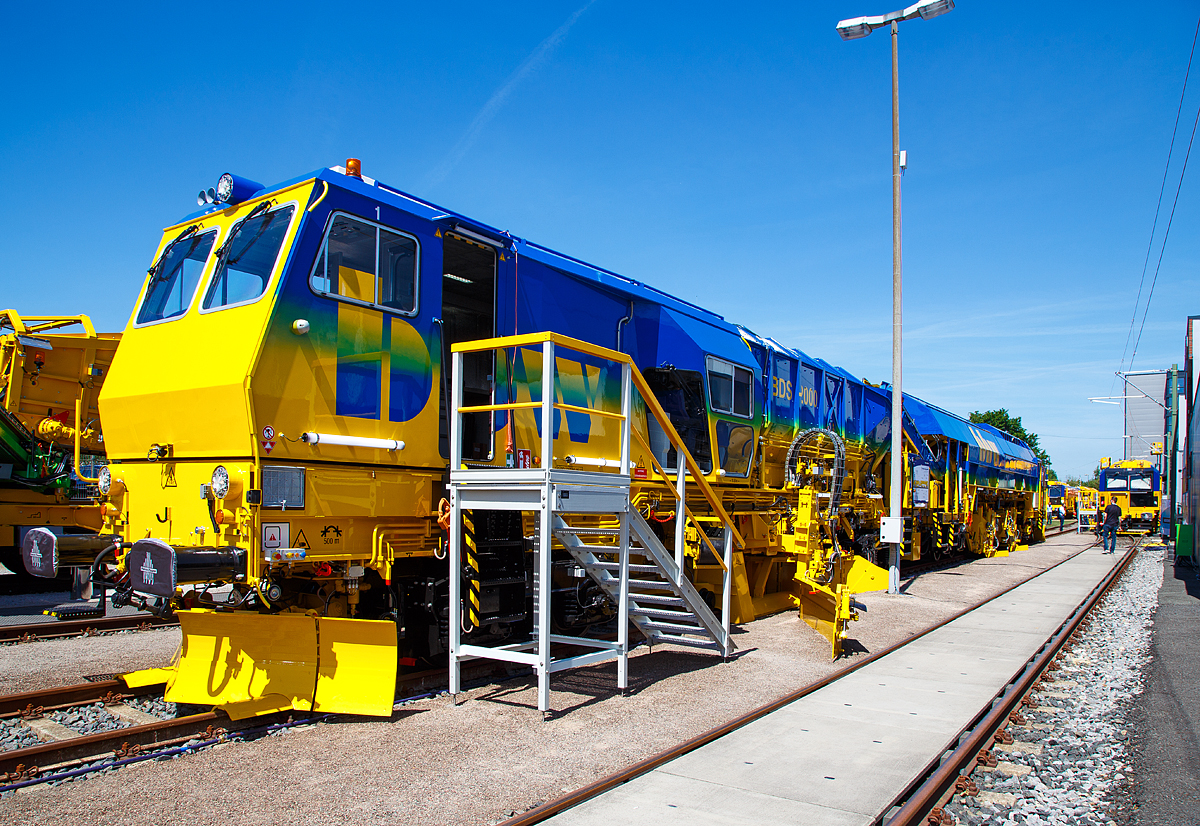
[446,333,737,714]
[553,511,731,654]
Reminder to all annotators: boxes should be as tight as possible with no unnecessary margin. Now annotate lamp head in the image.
[836,17,875,39]
[915,0,954,19]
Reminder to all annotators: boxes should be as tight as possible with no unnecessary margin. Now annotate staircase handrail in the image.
[451,331,745,549]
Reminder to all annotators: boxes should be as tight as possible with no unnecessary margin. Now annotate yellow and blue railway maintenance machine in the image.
[1097,458,1161,535]
[21,162,1047,718]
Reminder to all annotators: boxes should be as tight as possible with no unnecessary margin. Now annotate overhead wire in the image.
[1130,83,1200,369]
[1117,12,1200,379]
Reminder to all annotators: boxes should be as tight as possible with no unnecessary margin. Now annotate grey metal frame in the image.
[447,338,732,715]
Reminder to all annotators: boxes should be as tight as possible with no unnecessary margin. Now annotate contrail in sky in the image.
[424,1,598,189]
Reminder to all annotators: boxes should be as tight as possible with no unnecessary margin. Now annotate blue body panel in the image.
[175,167,1043,484]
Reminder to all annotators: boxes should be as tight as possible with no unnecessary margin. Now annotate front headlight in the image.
[211,466,230,499]
[97,466,111,495]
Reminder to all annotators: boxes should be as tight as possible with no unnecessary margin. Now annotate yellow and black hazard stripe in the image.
[463,510,480,631]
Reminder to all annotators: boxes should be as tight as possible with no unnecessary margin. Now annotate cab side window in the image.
[706,356,752,418]
[310,213,418,314]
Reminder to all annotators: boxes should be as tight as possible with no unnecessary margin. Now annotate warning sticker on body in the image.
[262,522,289,549]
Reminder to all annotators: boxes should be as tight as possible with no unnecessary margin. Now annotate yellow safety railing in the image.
[450,331,745,557]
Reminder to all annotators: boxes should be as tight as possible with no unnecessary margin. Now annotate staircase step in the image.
[629,606,700,622]
[586,561,660,574]
[649,633,723,651]
[628,593,686,607]
[638,619,709,635]
[569,543,622,554]
[555,527,620,536]
[628,578,675,591]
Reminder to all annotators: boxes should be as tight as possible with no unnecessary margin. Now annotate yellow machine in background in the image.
[0,311,119,587]
[1076,485,1099,527]
[1098,457,1161,534]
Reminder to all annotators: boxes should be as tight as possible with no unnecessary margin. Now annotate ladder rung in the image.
[628,578,674,591]
[569,543,621,553]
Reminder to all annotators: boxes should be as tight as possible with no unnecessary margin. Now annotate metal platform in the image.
[541,542,1126,825]
[447,336,733,713]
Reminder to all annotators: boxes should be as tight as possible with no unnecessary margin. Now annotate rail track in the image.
[0,529,1127,799]
[0,676,229,786]
[492,533,1134,826]
[0,656,535,792]
[0,614,178,644]
[885,536,1146,825]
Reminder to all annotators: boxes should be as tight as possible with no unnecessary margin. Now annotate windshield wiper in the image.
[147,224,200,283]
[214,200,273,265]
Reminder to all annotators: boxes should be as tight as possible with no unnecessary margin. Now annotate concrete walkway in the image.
[544,545,1124,826]
[1131,551,1200,825]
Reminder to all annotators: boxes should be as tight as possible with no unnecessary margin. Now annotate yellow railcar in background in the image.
[1097,458,1161,534]
[0,311,119,591]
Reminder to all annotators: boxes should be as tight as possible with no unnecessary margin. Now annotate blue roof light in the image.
[215,173,265,206]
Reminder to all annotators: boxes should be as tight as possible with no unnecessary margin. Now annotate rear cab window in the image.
[707,356,752,418]
[707,356,755,477]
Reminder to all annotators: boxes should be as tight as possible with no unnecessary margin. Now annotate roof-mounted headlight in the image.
[214,173,265,206]
[97,466,111,495]
[211,466,230,499]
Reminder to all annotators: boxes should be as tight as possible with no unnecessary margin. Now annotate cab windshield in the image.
[1102,469,1153,491]
[202,205,295,310]
[136,230,217,324]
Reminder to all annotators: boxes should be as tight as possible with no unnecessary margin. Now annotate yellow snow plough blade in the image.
[163,610,397,720]
[795,555,888,660]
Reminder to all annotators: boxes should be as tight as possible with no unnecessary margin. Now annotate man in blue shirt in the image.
[1101,500,1122,553]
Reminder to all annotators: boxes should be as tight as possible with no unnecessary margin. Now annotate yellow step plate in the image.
[120,667,173,689]
[165,610,397,719]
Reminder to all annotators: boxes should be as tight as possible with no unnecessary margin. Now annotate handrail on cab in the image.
[451,331,745,551]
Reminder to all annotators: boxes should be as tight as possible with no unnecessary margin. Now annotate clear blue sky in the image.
[2,1,1196,479]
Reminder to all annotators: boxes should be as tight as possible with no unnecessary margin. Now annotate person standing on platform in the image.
[1101,500,1122,553]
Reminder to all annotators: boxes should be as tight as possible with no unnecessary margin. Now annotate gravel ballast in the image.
[0,626,181,695]
[944,540,1162,826]
[1,534,1099,825]
[46,703,130,736]
[0,719,41,752]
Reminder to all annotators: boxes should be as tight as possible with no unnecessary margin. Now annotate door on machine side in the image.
[440,232,497,461]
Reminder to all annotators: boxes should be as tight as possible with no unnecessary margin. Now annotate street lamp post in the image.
[836,0,954,595]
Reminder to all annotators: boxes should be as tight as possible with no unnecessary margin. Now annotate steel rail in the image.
[882,538,1143,825]
[0,710,223,777]
[495,533,1110,826]
[0,679,130,717]
[0,655,536,785]
[0,614,178,643]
